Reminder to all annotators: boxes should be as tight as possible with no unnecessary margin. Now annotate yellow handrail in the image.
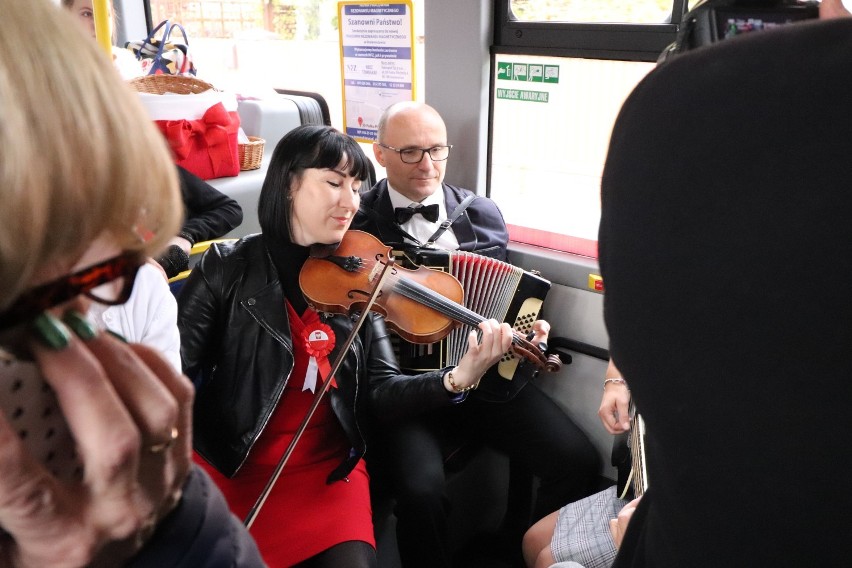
[168,239,238,284]
[92,0,112,57]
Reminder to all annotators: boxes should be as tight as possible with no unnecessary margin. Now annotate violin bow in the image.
[243,254,397,529]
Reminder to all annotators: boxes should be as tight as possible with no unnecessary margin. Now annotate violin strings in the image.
[390,277,533,352]
[328,261,481,325]
[392,278,483,327]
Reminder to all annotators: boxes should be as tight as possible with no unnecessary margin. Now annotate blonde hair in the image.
[0,0,182,310]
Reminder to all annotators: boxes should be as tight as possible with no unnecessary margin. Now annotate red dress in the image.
[196,304,374,566]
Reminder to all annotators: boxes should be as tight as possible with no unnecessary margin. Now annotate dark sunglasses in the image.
[0,252,144,332]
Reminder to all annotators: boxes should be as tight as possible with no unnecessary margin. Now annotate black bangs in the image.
[312,129,372,182]
[258,125,372,243]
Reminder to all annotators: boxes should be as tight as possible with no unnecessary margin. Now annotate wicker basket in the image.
[128,74,215,95]
[238,136,265,171]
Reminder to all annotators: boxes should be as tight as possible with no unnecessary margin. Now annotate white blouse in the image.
[90,263,182,373]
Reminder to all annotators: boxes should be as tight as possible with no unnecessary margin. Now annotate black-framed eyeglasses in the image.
[0,252,144,331]
[377,143,453,164]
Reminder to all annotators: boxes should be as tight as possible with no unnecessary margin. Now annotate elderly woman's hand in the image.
[0,313,192,567]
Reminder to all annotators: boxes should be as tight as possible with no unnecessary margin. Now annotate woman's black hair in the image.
[258,125,372,244]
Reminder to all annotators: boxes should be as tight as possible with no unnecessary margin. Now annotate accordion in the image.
[392,247,551,381]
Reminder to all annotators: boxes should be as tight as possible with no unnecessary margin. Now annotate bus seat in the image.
[237,95,307,152]
[364,159,377,191]
[268,90,379,189]
[168,239,237,297]
[274,88,332,126]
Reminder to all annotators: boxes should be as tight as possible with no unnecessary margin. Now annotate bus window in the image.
[147,0,425,130]
[510,0,677,24]
[493,0,682,258]
[490,55,653,258]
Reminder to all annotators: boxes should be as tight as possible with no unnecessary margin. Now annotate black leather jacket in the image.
[178,235,451,480]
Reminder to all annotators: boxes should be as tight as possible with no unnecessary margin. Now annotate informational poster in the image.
[338,1,415,142]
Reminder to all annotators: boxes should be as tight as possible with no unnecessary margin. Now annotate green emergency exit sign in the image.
[496,88,549,102]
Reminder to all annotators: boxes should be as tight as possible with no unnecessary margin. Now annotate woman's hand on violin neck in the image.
[446,320,513,391]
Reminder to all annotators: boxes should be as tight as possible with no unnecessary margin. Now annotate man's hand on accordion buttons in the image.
[528,319,550,353]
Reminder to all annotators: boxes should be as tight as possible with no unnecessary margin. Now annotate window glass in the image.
[510,0,674,24]
[147,0,424,130]
[490,55,654,257]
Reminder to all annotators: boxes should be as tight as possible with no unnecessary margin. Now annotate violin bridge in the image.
[368,260,384,284]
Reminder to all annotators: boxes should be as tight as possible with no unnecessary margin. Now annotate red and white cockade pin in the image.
[302,322,337,392]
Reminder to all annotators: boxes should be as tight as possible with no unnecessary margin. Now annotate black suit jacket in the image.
[351,179,510,261]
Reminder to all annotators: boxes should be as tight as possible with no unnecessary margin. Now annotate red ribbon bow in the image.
[161,102,233,178]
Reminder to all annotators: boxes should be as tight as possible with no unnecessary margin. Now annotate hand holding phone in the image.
[0,348,82,483]
[0,313,193,567]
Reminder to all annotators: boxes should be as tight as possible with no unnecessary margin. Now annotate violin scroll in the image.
[511,332,563,374]
[545,353,563,373]
[508,334,550,371]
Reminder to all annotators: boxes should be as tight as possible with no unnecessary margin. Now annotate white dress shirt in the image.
[386,183,460,251]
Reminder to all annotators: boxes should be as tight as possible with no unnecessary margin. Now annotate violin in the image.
[299,230,559,372]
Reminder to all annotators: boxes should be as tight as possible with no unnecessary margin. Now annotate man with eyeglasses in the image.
[352,101,511,260]
[353,102,600,567]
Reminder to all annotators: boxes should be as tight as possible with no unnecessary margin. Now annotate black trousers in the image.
[369,382,600,568]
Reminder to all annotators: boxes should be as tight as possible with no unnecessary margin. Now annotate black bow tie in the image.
[394,203,440,224]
